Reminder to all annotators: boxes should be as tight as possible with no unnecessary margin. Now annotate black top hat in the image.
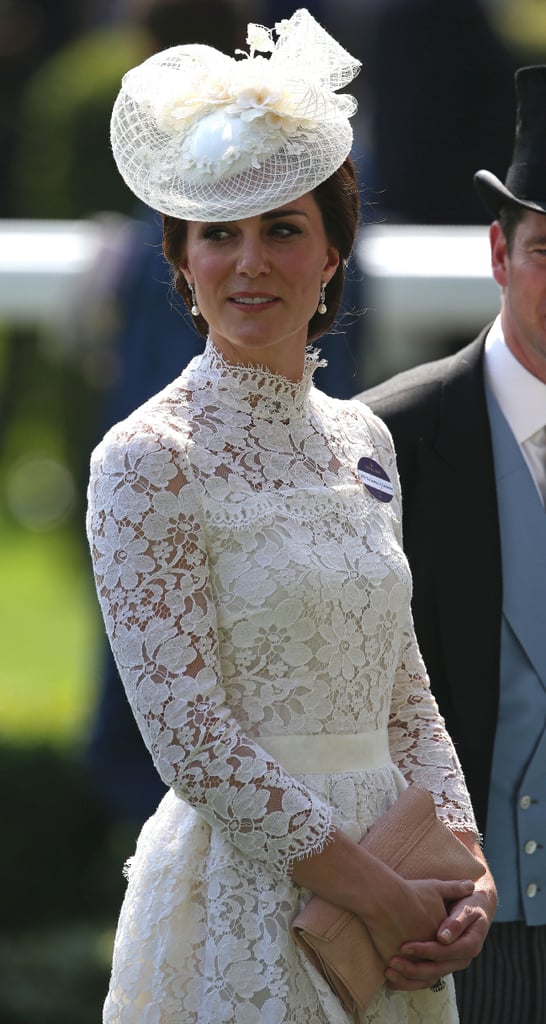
[474,65,546,218]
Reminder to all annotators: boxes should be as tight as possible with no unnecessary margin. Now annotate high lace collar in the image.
[189,338,326,419]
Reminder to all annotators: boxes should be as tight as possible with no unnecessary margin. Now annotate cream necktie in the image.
[523,424,546,507]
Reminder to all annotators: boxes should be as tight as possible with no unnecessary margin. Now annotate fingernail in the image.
[440,928,452,942]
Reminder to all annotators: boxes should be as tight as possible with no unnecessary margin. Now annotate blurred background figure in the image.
[12,0,250,220]
[352,0,520,377]
[484,0,546,66]
[363,0,517,226]
[0,0,84,219]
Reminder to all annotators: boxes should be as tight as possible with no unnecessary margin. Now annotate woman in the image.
[87,10,496,1023]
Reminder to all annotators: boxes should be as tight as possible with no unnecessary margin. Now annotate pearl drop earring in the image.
[317,282,327,315]
[190,284,200,317]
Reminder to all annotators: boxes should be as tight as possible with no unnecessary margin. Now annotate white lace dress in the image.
[86,341,477,1024]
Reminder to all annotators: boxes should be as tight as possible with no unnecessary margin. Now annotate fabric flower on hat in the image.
[245,22,276,56]
[147,48,317,146]
[225,63,295,128]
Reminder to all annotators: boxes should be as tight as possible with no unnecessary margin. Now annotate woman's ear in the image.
[178,259,191,285]
[323,244,340,284]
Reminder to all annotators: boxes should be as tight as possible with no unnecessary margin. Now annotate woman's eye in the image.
[271,223,301,238]
[202,227,230,242]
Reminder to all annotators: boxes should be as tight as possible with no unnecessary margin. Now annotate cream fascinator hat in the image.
[110,8,361,221]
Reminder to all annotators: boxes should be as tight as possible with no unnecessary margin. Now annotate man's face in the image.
[491,209,546,383]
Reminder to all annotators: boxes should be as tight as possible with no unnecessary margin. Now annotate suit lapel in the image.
[417,334,502,748]
[486,387,546,689]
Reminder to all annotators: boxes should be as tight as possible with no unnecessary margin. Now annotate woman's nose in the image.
[235,235,270,276]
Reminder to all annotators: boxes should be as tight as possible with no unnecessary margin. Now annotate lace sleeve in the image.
[367,411,478,834]
[86,418,334,876]
[388,614,478,833]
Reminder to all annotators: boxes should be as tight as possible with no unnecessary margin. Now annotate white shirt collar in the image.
[484,315,546,443]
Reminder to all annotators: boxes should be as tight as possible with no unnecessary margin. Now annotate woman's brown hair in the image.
[162,156,360,342]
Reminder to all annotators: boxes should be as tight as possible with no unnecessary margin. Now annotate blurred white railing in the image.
[0,220,501,377]
[0,218,128,326]
[356,224,500,380]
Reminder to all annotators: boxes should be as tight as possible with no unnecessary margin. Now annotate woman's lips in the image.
[229,294,278,311]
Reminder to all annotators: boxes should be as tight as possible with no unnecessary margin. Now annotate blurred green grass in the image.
[0,320,105,744]
[0,326,138,1022]
[0,521,136,1023]
[0,520,101,743]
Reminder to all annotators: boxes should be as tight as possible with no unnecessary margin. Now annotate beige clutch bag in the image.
[291,785,484,1014]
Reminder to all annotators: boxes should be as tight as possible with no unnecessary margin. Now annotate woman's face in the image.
[180,191,339,379]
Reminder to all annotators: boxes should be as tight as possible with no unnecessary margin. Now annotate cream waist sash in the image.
[256,731,391,774]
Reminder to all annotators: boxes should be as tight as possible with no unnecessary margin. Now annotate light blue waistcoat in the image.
[484,386,546,925]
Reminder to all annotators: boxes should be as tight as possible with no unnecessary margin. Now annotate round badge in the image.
[357,456,394,502]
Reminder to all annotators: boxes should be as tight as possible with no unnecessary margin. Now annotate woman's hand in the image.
[384,835,497,992]
[290,826,496,995]
[363,875,476,968]
[290,827,476,971]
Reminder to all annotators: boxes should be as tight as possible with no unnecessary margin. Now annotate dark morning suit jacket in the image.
[358,328,501,836]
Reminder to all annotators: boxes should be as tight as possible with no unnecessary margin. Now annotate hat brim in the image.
[473,169,546,219]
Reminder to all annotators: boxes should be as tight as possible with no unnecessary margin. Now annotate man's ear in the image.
[490,221,509,289]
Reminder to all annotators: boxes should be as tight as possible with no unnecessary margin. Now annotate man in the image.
[358,65,546,1023]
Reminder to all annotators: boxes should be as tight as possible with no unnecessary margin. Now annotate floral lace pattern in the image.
[87,341,474,1023]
